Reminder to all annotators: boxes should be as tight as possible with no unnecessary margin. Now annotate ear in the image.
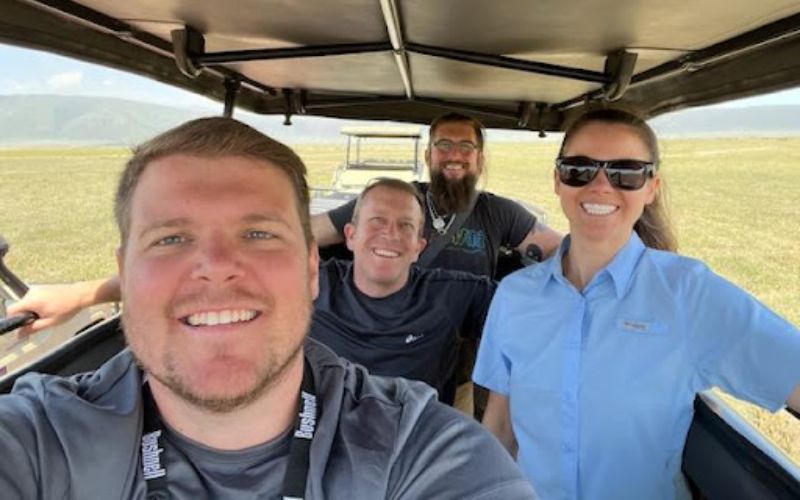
[424,146,432,167]
[411,237,427,263]
[477,150,485,174]
[307,242,320,300]
[644,174,661,205]
[343,222,356,252]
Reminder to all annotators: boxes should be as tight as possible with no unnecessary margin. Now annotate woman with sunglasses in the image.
[473,108,800,499]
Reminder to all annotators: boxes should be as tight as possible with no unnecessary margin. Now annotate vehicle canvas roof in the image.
[3,0,800,130]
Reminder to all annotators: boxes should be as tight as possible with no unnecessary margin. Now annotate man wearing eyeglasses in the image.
[315,112,562,417]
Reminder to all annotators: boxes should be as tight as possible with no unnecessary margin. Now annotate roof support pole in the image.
[222,78,240,117]
[406,42,608,83]
[380,0,414,99]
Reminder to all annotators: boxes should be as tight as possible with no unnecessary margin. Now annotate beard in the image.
[430,167,479,214]
[123,286,312,414]
[140,340,303,414]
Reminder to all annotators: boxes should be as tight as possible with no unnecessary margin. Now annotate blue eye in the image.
[247,230,274,240]
[155,235,185,246]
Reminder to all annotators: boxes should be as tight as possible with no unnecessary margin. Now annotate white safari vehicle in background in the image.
[0,0,799,497]
[310,126,426,214]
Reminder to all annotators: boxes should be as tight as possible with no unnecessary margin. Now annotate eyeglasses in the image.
[432,139,479,154]
[555,156,656,191]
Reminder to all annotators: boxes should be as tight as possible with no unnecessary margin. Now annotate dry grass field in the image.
[0,136,798,462]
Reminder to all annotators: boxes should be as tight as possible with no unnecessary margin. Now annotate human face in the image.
[118,154,319,412]
[555,122,660,250]
[344,186,426,297]
[426,121,484,181]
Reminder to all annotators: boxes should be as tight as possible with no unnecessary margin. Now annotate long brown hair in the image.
[559,109,677,252]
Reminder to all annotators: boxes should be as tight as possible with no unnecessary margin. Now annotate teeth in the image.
[374,248,400,258]
[582,203,617,215]
[444,163,464,170]
[186,309,257,327]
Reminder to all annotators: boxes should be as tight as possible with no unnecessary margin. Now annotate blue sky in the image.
[3,43,800,111]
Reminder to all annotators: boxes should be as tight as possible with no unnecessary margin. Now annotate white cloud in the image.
[0,79,28,92]
[46,71,83,90]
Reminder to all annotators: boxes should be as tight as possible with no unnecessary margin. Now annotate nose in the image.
[192,234,244,283]
[587,167,614,192]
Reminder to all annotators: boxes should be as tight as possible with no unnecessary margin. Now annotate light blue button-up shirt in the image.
[473,233,800,500]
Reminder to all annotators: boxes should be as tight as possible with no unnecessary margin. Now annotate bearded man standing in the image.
[315,112,561,277]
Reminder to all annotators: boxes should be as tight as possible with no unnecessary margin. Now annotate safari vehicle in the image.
[333,126,425,193]
[0,0,799,498]
[310,126,426,214]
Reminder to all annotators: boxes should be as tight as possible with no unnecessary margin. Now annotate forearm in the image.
[6,275,121,334]
[482,392,518,457]
[86,275,121,306]
[311,213,344,247]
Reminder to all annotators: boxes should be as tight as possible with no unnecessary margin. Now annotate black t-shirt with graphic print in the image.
[310,259,496,404]
[327,182,536,278]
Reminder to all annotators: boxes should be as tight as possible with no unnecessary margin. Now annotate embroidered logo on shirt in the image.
[619,319,667,335]
[405,333,424,344]
[448,228,487,254]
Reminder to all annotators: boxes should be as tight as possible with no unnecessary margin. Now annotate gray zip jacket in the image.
[0,339,536,499]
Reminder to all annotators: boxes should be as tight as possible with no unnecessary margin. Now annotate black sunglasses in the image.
[555,156,656,191]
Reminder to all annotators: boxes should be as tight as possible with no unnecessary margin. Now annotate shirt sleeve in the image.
[0,397,43,499]
[686,264,800,412]
[327,198,357,234]
[387,402,536,499]
[472,285,512,395]
[488,195,537,249]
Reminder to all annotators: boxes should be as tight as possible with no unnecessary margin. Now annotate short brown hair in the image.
[429,112,485,150]
[115,117,312,247]
[351,178,425,236]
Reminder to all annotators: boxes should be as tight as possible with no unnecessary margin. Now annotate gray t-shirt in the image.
[0,339,536,499]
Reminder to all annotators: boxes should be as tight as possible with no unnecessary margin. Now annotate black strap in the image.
[418,192,479,267]
[141,357,319,500]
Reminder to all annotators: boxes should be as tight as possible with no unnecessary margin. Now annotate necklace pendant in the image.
[432,216,446,232]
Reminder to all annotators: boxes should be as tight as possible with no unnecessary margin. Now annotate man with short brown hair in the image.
[1,118,536,498]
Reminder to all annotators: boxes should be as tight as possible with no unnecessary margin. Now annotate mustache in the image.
[168,288,272,317]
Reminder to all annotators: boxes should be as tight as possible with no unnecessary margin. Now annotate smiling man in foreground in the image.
[0,118,535,499]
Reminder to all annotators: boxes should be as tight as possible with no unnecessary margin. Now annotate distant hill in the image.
[1,94,799,146]
[0,94,362,146]
[650,105,800,136]
[0,95,203,146]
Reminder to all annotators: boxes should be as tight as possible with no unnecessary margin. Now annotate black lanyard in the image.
[140,358,319,500]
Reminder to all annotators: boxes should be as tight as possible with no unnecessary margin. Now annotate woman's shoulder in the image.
[640,248,717,288]
[496,259,554,294]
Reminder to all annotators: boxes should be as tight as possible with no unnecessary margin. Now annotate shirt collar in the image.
[603,232,646,298]
[532,236,572,293]
[538,232,646,298]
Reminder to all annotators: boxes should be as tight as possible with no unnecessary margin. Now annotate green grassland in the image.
[0,137,798,461]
